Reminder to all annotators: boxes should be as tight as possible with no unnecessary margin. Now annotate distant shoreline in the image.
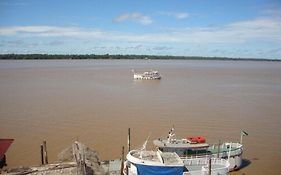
[0,54,280,61]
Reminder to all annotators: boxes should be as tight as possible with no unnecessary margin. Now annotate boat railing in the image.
[179,142,243,160]
[183,157,230,175]
[183,158,230,175]
[209,142,243,156]
[183,157,229,166]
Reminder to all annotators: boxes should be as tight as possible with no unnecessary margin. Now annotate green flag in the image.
[242,131,248,136]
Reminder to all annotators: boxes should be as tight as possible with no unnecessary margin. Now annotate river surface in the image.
[0,59,281,174]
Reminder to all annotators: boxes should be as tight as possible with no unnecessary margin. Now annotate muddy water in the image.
[0,59,280,174]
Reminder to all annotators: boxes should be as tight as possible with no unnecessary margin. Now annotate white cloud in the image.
[0,26,107,38]
[159,12,189,19]
[152,46,173,50]
[0,16,280,44]
[91,44,174,53]
[0,40,40,48]
[113,12,153,25]
[174,13,189,19]
[226,18,281,41]
[261,6,281,17]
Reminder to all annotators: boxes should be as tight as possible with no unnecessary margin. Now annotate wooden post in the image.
[82,147,86,175]
[208,157,211,175]
[40,144,44,165]
[120,146,125,175]
[1,154,7,168]
[43,141,48,164]
[128,128,131,152]
[217,140,221,158]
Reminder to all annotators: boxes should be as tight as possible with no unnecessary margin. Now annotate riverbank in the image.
[0,54,280,61]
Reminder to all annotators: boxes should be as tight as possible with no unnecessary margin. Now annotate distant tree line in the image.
[0,54,279,61]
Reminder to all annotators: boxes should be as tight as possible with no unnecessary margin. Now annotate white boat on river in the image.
[132,70,161,80]
[124,149,230,175]
[153,128,246,171]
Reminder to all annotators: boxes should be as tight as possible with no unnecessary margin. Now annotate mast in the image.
[140,133,151,159]
[167,126,175,143]
[240,130,248,144]
[227,143,232,161]
[128,128,131,152]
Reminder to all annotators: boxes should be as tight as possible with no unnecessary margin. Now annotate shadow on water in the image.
[239,159,252,170]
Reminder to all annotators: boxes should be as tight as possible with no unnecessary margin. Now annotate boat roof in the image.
[129,150,183,166]
[0,139,14,157]
[153,139,209,148]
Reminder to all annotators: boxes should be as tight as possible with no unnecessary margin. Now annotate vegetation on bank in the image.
[0,54,279,61]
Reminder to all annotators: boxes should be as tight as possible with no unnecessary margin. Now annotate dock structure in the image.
[1,141,109,175]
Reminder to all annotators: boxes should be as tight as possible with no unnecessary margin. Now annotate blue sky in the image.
[0,0,281,59]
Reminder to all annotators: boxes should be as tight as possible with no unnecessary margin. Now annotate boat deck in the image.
[183,158,230,175]
[130,150,183,166]
[161,152,184,165]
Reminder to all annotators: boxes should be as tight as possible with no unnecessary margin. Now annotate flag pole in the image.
[240,131,243,144]
[128,128,131,152]
[240,131,248,144]
[227,142,232,161]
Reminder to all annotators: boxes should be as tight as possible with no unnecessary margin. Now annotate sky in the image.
[0,0,281,59]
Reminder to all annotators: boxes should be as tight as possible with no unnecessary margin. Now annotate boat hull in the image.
[181,153,242,172]
[227,153,242,171]
[179,150,242,171]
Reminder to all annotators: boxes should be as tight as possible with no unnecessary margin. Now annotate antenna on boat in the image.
[167,125,175,143]
[141,132,151,151]
[140,132,151,159]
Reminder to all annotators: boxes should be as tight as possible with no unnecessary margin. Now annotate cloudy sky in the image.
[0,0,281,59]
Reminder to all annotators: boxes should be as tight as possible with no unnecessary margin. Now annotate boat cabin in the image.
[153,138,211,157]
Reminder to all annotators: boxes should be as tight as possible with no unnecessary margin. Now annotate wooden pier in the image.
[1,141,117,175]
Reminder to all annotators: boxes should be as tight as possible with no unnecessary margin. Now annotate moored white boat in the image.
[124,149,230,175]
[153,128,245,171]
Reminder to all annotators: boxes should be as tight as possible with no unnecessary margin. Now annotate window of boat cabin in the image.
[186,148,208,156]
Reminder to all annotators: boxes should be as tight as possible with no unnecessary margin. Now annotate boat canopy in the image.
[136,164,183,175]
[0,139,14,157]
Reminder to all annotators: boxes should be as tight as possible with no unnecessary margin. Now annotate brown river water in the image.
[0,59,281,174]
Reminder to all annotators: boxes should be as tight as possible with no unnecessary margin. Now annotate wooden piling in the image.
[120,146,124,175]
[40,144,44,165]
[43,141,48,164]
[128,128,131,152]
